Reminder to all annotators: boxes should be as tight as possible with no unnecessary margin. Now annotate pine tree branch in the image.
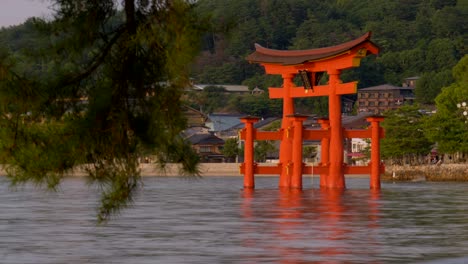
[61,26,126,88]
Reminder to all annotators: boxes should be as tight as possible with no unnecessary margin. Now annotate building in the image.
[182,105,208,127]
[191,84,251,94]
[357,84,415,114]
[205,113,244,135]
[186,133,225,162]
[403,76,419,88]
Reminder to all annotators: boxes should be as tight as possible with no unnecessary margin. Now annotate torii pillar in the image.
[246,32,379,189]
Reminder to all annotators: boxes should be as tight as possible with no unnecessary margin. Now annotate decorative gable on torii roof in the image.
[246,32,379,98]
[247,32,378,66]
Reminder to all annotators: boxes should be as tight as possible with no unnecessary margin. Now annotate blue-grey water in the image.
[1,176,468,264]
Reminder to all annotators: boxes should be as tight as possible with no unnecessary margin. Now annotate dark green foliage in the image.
[303,145,317,160]
[381,105,433,164]
[341,56,386,89]
[234,93,282,117]
[261,120,282,132]
[416,70,454,104]
[424,38,458,71]
[221,138,240,161]
[424,55,468,154]
[196,63,245,84]
[294,97,329,117]
[192,0,466,104]
[242,73,282,90]
[198,85,228,113]
[0,0,205,223]
[254,140,277,162]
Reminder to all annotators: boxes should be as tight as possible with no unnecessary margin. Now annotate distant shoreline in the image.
[0,163,368,177]
[1,163,466,180]
[0,163,244,177]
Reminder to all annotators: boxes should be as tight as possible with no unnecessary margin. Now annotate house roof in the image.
[246,32,377,65]
[183,105,206,116]
[254,117,280,129]
[342,112,375,129]
[251,87,264,93]
[228,115,373,130]
[359,84,414,91]
[182,126,209,138]
[192,84,250,93]
[206,113,244,132]
[187,133,224,145]
[183,105,208,126]
[230,117,280,130]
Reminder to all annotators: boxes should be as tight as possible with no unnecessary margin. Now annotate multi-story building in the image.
[357,84,415,114]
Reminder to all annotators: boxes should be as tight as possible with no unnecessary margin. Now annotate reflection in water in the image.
[241,188,382,263]
[2,177,468,263]
[315,189,349,261]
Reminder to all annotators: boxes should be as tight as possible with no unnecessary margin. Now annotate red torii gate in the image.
[239,32,384,190]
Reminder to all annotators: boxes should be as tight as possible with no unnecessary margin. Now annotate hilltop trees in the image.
[2,0,466,119]
[424,55,468,157]
[0,0,205,222]
[193,0,466,102]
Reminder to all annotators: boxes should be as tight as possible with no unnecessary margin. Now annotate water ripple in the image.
[1,177,468,263]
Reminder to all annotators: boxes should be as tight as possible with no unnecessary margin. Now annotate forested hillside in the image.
[191,0,466,105]
[0,0,466,114]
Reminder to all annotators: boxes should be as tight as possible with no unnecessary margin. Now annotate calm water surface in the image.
[1,176,468,263]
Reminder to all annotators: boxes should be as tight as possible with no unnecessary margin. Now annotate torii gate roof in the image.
[246,32,378,66]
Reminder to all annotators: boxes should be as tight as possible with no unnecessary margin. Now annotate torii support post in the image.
[317,118,330,187]
[289,114,308,189]
[327,69,345,189]
[278,74,295,188]
[367,116,384,190]
[240,116,260,189]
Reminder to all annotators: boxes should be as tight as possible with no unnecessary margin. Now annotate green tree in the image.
[431,6,466,38]
[0,0,205,222]
[303,145,317,162]
[381,105,433,165]
[424,55,468,155]
[234,93,282,117]
[262,120,282,131]
[424,38,458,71]
[221,138,239,162]
[242,73,282,90]
[197,85,228,114]
[253,119,279,162]
[415,69,454,104]
[254,140,277,162]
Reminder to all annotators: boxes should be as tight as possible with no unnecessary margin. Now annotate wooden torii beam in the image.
[243,32,382,189]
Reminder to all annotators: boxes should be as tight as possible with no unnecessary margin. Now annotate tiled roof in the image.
[246,32,377,65]
[342,112,375,129]
[230,117,280,130]
[359,84,413,91]
[186,133,224,145]
[192,84,250,93]
[206,114,244,132]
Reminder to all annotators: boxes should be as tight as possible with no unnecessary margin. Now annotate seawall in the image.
[383,164,468,181]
